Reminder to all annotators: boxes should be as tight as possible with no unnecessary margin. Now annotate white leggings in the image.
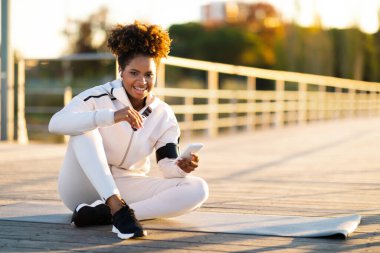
[58,130,209,220]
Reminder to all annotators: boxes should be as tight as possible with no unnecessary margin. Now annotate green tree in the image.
[330,28,366,80]
[61,6,114,88]
[63,6,110,54]
[169,23,269,67]
[363,31,379,81]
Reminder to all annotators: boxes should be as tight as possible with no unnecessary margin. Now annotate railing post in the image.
[363,90,367,117]
[230,97,238,133]
[318,86,326,121]
[64,86,72,106]
[157,63,165,89]
[115,60,119,79]
[62,59,73,144]
[246,76,256,131]
[364,91,369,117]
[64,86,72,143]
[275,80,284,128]
[341,88,348,118]
[367,90,372,117]
[356,90,362,117]
[208,70,218,137]
[335,87,342,119]
[184,96,193,139]
[348,88,356,118]
[370,90,377,116]
[377,91,380,116]
[16,59,28,144]
[361,90,366,117]
[156,63,165,100]
[298,82,307,124]
[1,0,14,141]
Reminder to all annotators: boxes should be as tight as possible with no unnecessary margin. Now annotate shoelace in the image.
[113,199,139,224]
[124,206,137,220]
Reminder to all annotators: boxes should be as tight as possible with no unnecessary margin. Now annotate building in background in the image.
[201,1,282,31]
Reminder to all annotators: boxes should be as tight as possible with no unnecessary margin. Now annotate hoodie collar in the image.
[109,79,160,112]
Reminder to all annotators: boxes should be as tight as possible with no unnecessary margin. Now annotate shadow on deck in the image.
[1,117,379,252]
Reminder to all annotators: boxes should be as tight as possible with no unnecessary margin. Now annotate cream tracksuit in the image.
[49,79,209,220]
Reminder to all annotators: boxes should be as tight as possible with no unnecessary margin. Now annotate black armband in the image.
[155,143,179,163]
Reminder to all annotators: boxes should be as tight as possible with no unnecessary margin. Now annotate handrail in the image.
[164,56,380,91]
[17,55,380,142]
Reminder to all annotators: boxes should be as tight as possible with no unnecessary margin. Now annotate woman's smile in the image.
[133,85,147,94]
[120,55,156,109]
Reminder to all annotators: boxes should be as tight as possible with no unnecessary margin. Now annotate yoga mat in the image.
[0,202,71,224]
[146,211,361,239]
[0,202,360,239]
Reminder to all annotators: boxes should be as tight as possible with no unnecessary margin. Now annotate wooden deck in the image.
[1,117,380,252]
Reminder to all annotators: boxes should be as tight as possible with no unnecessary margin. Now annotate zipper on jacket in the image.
[117,107,151,167]
[118,130,135,167]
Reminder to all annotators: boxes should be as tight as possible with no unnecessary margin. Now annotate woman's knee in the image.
[185,176,209,205]
[70,129,103,146]
[58,168,100,211]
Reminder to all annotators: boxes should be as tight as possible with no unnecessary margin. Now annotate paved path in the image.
[1,117,380,252]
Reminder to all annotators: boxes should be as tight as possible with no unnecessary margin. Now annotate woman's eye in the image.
[130,71,138,76]
[146,73,154,78]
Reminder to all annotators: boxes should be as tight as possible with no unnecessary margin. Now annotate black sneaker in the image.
[72,200,112,227]
[112,204,147,239]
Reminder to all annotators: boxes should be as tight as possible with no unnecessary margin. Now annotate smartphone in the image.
[179,143,204,159]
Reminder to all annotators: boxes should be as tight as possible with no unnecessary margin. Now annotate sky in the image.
[7,0,380,59]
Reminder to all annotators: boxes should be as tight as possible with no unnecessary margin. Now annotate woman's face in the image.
[120,55,156,103]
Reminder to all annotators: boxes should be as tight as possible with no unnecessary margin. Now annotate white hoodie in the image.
[49,79,187,178]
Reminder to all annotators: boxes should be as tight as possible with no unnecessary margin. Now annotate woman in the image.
[49,21,209,240]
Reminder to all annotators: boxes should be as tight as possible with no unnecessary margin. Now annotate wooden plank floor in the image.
[1,117,380,252]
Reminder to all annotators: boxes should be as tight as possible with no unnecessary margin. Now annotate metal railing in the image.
[15,55,380,143]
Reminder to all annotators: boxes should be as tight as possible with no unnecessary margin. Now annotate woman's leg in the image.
[58,130,120,211]
[58,130,146,238]
[114,174,209,220]
[58,138,98,211]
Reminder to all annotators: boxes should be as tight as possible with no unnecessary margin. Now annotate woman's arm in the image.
[48,96,115,136]
[155,121,200,178]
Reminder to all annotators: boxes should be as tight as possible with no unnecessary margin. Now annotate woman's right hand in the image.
[114,106,143,130]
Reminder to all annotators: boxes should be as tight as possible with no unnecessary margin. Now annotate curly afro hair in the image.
[107,21,171,69]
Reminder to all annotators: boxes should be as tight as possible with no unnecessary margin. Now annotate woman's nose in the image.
[137,75,147,84]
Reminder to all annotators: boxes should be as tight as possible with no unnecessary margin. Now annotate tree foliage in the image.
[63,6,110,54]
[169,23,272,68]
[64,5,380,82]
[169,22,379,82]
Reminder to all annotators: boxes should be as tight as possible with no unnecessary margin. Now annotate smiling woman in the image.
[116,56,156,111]
[107,22,171,112]
[48,21,209,240]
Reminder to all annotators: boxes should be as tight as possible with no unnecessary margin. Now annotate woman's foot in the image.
[112,204,147,239]
[71,200,112,227]
[107,195,147,239]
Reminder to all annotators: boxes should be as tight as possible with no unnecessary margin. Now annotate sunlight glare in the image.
[10,0,380,58]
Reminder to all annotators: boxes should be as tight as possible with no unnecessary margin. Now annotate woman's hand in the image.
[176,153,199,173]
[114,106,143,130]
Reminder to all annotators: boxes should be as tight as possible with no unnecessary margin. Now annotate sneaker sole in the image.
[75,200,104,212]
[72,200,110,227]
[112,226,147,239]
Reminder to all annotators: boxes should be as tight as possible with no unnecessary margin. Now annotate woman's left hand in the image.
[176,153,199,173]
